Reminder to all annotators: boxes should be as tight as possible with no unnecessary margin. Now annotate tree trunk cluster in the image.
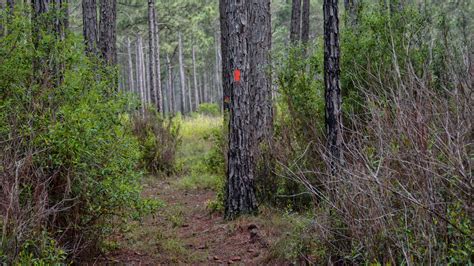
[290,0,310,44]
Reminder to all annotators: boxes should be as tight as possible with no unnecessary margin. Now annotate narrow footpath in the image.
[89,116,279,264]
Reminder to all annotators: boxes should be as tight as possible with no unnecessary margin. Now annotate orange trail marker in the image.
[233,69,241,82]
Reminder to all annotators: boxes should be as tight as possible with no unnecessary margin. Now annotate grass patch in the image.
[175,173,221,191]
[180,114,222,140]
[175,114,224,194]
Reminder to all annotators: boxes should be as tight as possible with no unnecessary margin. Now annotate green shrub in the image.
[266,45,325,209]
[196,103,220,116]
[17,233,67,265]
[0,10,157,263]
[132,110,181,175]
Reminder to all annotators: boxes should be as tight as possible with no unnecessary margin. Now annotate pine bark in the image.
[99,0,117,65]
[198,71,203,104]
[82,0,98,56]
[219,0,230,112]
[127,37,135,93]
[178,32,186,114]
[154,11,163,113]
[323,0,343,169]
[223,0,270,219]
[166,54,175,114]
[187,77,193,113]
[192,45,199,110]
[290,0,301,43]
[144,50,150,105]
[203,71,208,103]
[214,33,222,111]
[249,0,273,145]
[137,36,145,114]
[147,0,158,110]
[301,0,310,44]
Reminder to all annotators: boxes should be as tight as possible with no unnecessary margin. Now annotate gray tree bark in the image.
[127,37,135,93]
[290,0,301,43]
[249,0,273,146]
[214,33,222,111]
[99,0,117,65]
[203,71,208,103]
[178,32,186,114]
[324,0,343,169]
[222,0,275,219]
[136,35,145,114]
[219,0,230,112]
[198,71,203,104]
[187,76,193,113]
[154,11,163,113]
[82,0,98,56]
[166,54,175,114]
[301,0,310,44]
[144,50,150,106]
[148,0,158,110]
[192,45,199,110]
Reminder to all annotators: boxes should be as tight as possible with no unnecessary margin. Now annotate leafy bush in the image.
[203,125,226,212]
[132,109,180,175]
[0,10,156,263]
[266,45,325,209]
[196,102,220,116]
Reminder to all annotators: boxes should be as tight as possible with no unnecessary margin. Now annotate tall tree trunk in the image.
[301,0,310,44]
[203,71,208,103]
[290,0,301,43]
[154,11,163,113]
[99,0,117,65]
[144,50,150,106]
[220,0,230,113]
[187,76,192,113]
[82,0,98,55]
[249,0,273,147]
[222,0,257,219]
[147,0,158,109]
[178,32,186,114]
[127,37,135,93]
[324,0,343,168]
[198,71,203,104]
[192,45,199,110]
[214,33,222,111]
[137,35,145,114]
[166,54,174,114]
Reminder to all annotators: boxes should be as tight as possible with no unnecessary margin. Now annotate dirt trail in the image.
[89,177,271,265]
[86,117,281,265]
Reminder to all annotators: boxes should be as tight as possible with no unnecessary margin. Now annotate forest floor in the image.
[85,115,300,265]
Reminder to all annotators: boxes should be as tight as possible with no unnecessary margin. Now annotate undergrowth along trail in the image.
[88,115,304,264]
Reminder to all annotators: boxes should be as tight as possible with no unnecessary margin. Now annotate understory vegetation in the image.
[0,10,173,263]
[266,3,472,264]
